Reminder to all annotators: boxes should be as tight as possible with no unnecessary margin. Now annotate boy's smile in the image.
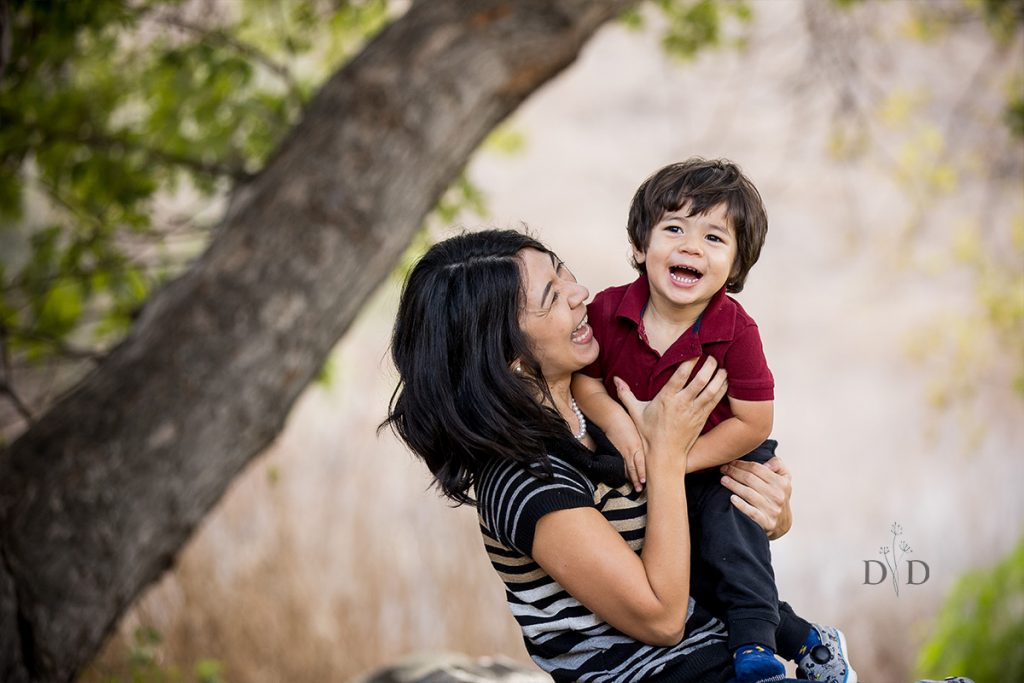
[634,202,737,321]
[669,263,705,287]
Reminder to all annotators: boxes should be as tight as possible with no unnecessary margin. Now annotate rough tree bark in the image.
[0,1,638,680]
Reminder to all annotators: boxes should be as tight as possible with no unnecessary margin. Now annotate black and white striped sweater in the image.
[474,427,733,683]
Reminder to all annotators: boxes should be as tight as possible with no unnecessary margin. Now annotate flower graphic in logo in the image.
[863,523,929,594]
[879,522,913,596]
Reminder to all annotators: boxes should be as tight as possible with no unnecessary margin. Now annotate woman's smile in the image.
[571,315,593,344]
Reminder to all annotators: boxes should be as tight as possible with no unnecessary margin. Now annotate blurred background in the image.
[1,1,1022,682]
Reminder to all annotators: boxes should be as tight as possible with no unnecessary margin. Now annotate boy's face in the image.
[633,201,738,316]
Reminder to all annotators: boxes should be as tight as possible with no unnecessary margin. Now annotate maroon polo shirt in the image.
[582,275,773,433]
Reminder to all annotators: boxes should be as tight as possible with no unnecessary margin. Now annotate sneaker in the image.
[916,679,975,683]
[795,624,857,683]
[734,643,786,683]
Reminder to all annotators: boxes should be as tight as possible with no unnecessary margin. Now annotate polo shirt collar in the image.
[614,273,652,326]
[698,286,736,344]
[614,274,737,344]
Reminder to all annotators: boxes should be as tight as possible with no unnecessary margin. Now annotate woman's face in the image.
[518,248,598,382]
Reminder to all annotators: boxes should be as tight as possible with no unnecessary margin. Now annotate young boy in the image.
[573,159,857,683]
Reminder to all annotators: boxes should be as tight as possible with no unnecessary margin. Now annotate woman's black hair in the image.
[381,229,577,505]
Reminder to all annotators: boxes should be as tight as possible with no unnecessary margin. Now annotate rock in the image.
[353,652,553,683]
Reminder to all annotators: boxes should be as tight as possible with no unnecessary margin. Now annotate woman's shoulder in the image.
[475,426,627,505]
[476,452,594,505]
[476,451,597,555]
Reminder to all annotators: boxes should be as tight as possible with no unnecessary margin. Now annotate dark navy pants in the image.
[686,439,812,656]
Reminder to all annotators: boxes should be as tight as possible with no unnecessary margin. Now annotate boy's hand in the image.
[626,448,647,493]
[608,423,647,492]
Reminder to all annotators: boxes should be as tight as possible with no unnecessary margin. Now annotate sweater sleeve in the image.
[476,456,596,556]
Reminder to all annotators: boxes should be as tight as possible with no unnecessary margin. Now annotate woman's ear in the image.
[511,360,524,375]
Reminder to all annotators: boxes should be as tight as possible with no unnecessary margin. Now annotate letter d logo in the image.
[907,560,930,585]
[863,560,887,585]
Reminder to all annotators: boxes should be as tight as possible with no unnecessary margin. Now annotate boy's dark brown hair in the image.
[626,158,768,293]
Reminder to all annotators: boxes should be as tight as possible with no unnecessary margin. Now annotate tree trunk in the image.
[0,1,637,680]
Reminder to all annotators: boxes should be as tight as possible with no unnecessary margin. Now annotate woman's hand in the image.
[720,456,793,540]
[614,358,727,464]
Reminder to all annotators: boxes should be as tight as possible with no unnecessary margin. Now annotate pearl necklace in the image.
[569,397,587,441]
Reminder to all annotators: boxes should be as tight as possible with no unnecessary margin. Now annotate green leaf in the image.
[619,7,646,30]
[315,354,338,388]
[653,0,753,62]
[37,278,85,337]
[195,659,225,683]
[484,125,527,155]
[430,173,489,226]
[916,534,1024,682]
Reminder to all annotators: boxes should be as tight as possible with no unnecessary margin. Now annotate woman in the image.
[383,230,796,682]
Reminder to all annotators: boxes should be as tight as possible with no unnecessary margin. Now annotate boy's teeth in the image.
[670,266,701,283]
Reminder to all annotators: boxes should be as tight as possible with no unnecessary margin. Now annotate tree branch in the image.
[0,0,11,83]
[2,326,104,363]
[0,325,34,426]
[61,129,253,181]
[0,382,33,425]
[151,11,306,110]
[0,106,253,181]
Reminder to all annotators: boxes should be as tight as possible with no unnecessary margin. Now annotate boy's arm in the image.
[684,398,773,473]
[572,373,648,490]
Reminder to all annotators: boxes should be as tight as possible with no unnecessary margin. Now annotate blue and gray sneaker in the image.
[795,624,857,682]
